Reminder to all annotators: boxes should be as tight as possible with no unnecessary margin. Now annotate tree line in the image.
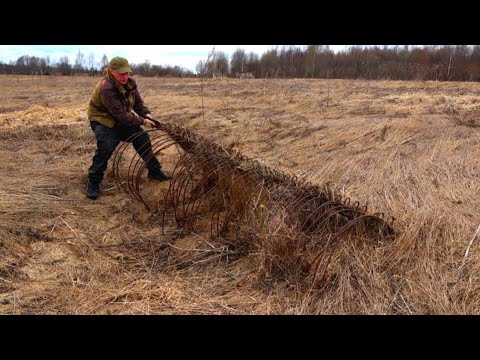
[2,46,480,82]
[0,51,195,77]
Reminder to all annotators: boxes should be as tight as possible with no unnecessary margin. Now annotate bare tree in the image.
[74,50,85,74]
[88,52,95,74]
[230,48,247,77]
[58,56,72,76]
[447,46,456,80]
[197,47,215,119]
[260,48,280,78]
[212,51,229,76]
[101,54,109,70]
[306,45,319,78]
[195,60,204,75]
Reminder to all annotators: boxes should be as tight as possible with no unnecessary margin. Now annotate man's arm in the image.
[132,89,151,118]
[133,88,157,127]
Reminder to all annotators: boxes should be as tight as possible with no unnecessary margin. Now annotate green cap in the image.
[109,56,132,73]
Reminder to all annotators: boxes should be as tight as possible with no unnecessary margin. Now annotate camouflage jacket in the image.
[87,69,150,128]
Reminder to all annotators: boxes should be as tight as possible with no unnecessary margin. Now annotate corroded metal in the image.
[113,121,395,283]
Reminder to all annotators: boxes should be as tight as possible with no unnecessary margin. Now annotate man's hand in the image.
[143,117,157,128]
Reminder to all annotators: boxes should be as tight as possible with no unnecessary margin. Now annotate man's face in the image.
[110,69,129,85]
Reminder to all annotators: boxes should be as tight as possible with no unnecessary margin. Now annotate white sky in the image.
[0,45,348,72]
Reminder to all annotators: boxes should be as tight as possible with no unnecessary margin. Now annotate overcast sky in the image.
[0,45,348,72]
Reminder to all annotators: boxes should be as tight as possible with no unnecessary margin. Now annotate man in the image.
[86,56,171,200]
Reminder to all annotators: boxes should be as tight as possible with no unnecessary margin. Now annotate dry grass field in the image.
[0,74,479,314]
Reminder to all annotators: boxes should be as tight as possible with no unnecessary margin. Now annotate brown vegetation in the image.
[0,75,479,314]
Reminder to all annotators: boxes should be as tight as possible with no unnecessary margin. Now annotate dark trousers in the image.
[88,121,161,184]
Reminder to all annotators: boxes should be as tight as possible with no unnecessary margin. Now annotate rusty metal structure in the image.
[113,122,395,284]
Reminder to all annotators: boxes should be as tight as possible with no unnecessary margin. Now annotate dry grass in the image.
[0,75,479,314]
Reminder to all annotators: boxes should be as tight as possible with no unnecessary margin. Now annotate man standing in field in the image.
[86,56,171,200]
